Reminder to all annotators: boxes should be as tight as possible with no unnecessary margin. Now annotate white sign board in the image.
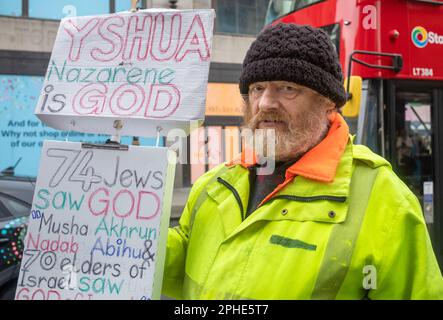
[15,140,175,300]
[35,9,215,137]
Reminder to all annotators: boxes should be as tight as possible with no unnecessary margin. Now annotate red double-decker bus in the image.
[265,0,443,268]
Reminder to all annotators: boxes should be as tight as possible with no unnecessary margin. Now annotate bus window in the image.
[265,0,325,24]
[359,80,381,154]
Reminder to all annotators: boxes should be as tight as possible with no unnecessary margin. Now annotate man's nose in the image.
[258,87,279,112]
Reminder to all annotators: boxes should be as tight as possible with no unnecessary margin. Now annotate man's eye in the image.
[251,85,264,92]
[281,86,297,92]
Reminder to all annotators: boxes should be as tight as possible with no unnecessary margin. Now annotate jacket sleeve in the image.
[161,164,226,299]
[369,190,443,300]
[161,199,192,299]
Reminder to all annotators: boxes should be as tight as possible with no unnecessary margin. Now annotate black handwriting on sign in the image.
[142,240,155,268]
[47,148,102,192]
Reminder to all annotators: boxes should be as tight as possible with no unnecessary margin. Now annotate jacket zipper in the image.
[217,177,245,219]
[216,177,346,219]
[270,195,347,203]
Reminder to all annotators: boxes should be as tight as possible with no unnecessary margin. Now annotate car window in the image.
[0,194,30,218]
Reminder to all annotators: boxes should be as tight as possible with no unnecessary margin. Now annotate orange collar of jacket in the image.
[226,112,350,183]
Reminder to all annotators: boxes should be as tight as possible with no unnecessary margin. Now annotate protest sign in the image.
[35,9,215,137]
[15,140,176,300]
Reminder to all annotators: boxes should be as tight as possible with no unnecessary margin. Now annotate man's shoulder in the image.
[189,163,230,194]
[351,143,419,210]
[349,145,425,252]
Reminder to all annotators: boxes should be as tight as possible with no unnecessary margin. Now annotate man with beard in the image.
[162,23,443,299]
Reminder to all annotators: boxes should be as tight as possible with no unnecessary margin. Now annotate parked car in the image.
[0,175,35,300]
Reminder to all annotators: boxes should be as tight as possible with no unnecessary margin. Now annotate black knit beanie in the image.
[239,23,347,108]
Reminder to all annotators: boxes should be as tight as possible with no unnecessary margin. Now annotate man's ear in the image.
[326,107,335,114]
[327,110,337,122]
[326,103,337,115]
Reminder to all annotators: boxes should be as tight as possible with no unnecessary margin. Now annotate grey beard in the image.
[258,118,330,162]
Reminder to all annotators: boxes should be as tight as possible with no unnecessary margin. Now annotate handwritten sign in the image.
[15,140,176,300]
[35,9,215,137]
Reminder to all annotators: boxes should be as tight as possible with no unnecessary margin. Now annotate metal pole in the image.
[110,0,116,13]
[379,79,385,157]
[22,0,29,17]
[169,0,178,9]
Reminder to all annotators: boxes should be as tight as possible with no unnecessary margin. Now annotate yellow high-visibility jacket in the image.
[162,117,443,299]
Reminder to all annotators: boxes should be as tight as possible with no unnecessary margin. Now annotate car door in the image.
[0,193,29,280]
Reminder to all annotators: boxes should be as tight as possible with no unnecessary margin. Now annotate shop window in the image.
[116,0,135,12]
[0,0,22,17]
[189,125,242,185]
